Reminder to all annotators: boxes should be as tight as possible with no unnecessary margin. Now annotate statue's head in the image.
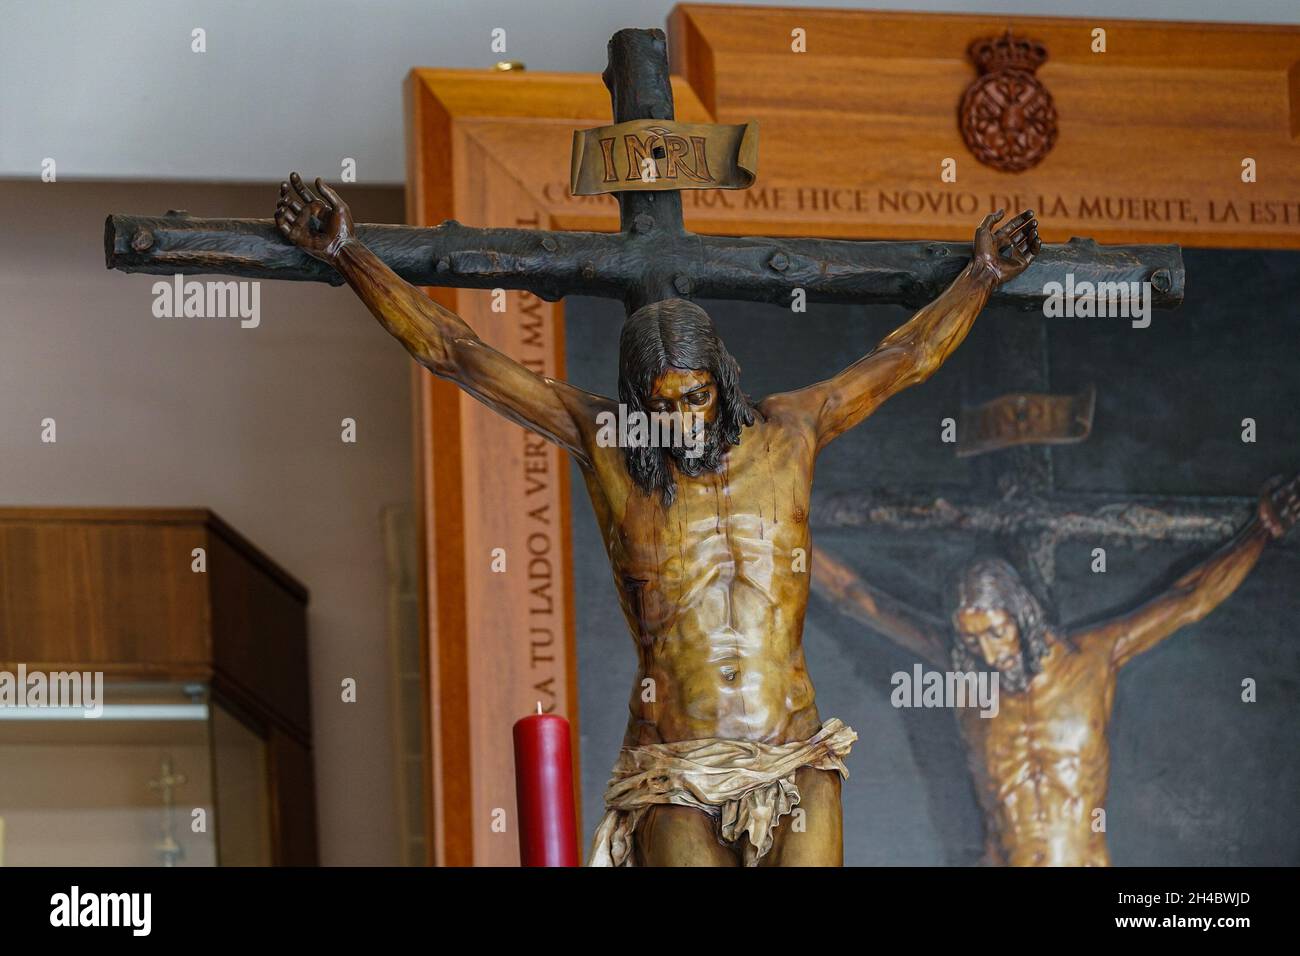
[618,298,756,505]
[950,558,1052,693]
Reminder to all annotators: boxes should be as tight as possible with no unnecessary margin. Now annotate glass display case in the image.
[0,681,275,866]
[0,508,316,866]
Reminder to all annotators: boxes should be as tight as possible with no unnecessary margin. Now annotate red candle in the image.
[512,703,579,866]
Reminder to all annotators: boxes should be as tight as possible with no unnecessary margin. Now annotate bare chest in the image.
[961,646,1116,779]
[613,431,811,583]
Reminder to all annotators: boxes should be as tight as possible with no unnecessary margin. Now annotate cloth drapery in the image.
[588,718,857,866]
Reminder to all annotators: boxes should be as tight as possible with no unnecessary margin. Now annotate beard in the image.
[667,417,725,477]
[623,405,747,507]
[952,642,1032,694]
[993,654,1031,694]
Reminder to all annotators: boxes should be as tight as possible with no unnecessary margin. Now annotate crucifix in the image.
[147,755,188,867]
[104,27,1185,867]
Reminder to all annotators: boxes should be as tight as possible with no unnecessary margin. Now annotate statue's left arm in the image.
[1091,474,1298,669]
[274,173,605,467]
[811,547,951,668]
[767,210,1039,450]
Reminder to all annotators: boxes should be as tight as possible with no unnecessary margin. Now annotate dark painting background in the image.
[563,248,1300,865]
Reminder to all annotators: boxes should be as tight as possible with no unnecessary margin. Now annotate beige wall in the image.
[0,181,412,865]
[5,1,1297,182]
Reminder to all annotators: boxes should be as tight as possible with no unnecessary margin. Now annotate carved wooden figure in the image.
[274,163,1037,864]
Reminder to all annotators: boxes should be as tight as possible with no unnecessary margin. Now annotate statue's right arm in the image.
[275,173,604,468]
[333,239,604,464]
[812,547,951,668]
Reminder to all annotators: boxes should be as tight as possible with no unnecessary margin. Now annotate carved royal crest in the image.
[959,30,1058,173]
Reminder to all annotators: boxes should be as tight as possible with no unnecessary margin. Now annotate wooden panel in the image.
[406,10,1300,248]
[0,508,310,742]
[267,726,319,866]
[406,68,471,867]
[0,508,210,673]
[208,526,312,740]
[668,5,1300,248]
[407,71,581,867]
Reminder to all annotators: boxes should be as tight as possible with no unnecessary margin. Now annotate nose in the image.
[978,635,1001,663]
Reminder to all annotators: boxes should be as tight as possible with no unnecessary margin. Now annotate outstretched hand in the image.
[275,172,355,263]
[1260,473,1300,538]
[972,208,1040,285]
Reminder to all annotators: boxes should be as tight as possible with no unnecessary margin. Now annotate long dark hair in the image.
[617,298,756,506]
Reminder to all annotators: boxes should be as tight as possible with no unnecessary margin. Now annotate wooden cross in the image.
[104,29,1183,318]
[813,483,1263,599]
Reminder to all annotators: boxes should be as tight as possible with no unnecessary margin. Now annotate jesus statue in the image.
[274,171,1041,866]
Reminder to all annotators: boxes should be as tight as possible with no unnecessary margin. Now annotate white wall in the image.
[0,180,412,865]
[2,0,1298,184]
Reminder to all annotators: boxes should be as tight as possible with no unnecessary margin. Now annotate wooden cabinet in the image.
[0,508,316,866]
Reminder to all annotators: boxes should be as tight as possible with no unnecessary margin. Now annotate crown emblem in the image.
[968,30,1048,75]
[957,29,1057,172]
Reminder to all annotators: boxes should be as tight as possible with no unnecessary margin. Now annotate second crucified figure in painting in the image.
[275,172,1039,866]
[814,474,1298,866]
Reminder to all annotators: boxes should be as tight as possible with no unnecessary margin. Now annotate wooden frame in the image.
[404,4,1300,866]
